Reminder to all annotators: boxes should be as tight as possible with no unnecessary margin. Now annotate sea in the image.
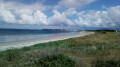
[0,28,79,43]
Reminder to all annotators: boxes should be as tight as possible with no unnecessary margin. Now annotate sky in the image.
[0,0,120,30]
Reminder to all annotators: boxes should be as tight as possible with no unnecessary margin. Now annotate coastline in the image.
[0,31,119,67]
[0,31,94,51]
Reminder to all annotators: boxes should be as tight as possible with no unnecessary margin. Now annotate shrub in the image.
[94,59,120,67]
[6,50,20,61]
[34,54,76,67]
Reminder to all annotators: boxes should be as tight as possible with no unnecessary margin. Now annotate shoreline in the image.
[0,31,94,51]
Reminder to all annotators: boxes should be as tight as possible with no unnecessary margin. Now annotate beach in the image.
[0,31,119,67]
[0,31,94,51]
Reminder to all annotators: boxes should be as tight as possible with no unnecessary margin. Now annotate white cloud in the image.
[107,6,120,25]
[55,0,96,9]
[34,10,48,25]
[18,10,48,25]
[0,0,47,11]
[15,9,33,15]
[63,8,77,17]
[48,10,73,26]
[0,1,48,25]
[0,0,120,29]
[75,11,110,27]
[75,6,120,28]
[0,5,16,23]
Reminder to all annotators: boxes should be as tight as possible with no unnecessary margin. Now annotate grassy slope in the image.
[0,31,120,67]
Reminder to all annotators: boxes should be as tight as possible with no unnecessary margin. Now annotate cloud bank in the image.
[0,0,120,29]
[75,6,120,28]
[55,0,96,9]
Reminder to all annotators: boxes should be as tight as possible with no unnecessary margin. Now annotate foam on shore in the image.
[0,31,94,51]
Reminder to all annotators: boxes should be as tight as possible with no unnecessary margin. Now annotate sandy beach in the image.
[0,31,94,51]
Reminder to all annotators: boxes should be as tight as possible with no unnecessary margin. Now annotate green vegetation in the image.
[94,59,120,67]
[0,31,120,67]
[34,54,75,67]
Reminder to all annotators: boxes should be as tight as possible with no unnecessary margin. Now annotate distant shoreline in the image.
[0,31,94,51]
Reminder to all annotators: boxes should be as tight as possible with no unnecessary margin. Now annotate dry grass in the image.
[0,31,120,67]
[73,32,120,45]
[59,32,120,67]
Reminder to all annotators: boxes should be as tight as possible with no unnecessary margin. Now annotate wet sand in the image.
[0,31,94,51]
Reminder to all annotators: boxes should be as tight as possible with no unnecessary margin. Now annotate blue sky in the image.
[0,0,120,30]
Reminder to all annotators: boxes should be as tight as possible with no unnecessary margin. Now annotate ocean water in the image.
[0,29,78,43]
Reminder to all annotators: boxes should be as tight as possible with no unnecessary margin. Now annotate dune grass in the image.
[0,31,120,67]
